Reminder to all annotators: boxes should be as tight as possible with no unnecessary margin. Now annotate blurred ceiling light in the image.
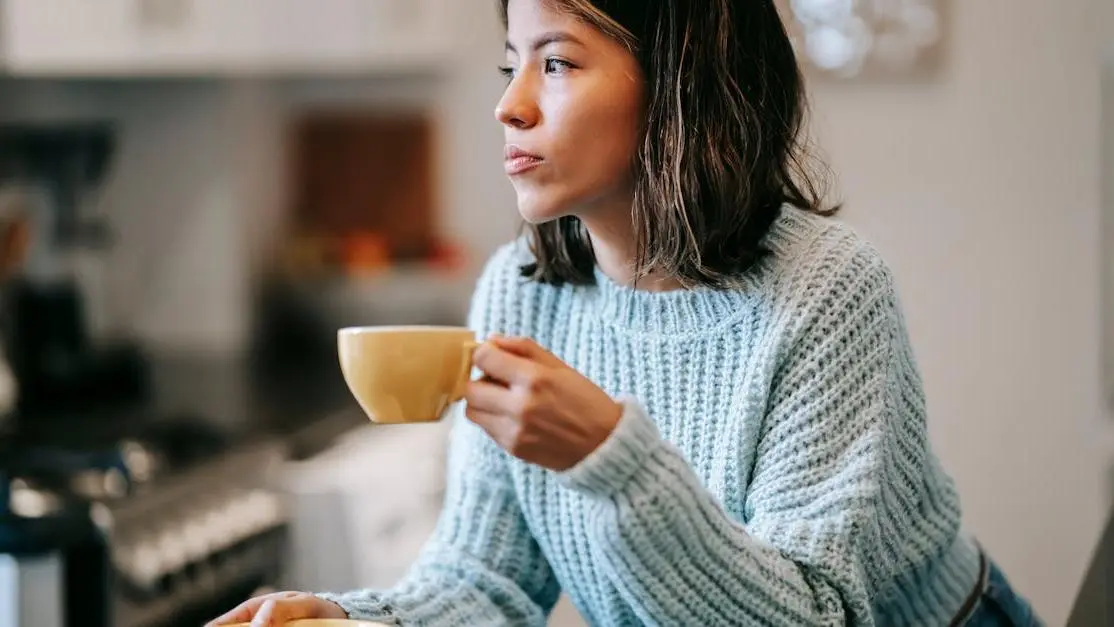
[781,0,943,79]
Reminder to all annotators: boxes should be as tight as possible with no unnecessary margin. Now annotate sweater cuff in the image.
[557,397,662,497]
[314,592,393,623]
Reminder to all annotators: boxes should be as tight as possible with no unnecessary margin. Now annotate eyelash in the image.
[498,58,575,81]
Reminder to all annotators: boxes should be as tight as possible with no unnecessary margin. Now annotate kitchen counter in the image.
[0,347,370,471]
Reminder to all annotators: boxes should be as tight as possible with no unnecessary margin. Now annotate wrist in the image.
[313,593,362,620]
[322,599,349,619]
[557,397,662,497]
[585,398,624,455]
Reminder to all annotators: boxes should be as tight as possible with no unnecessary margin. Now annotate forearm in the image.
[560,401,866,626]
[318,420,559,626]
[319,551,550,627]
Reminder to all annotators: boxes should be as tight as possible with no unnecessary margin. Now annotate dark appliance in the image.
[0,412,290,627]
[0,122,295,627]
[0,122,148,413]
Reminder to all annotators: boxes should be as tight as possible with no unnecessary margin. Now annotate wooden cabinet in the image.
[0,0,450,76]
[287,110,439,264]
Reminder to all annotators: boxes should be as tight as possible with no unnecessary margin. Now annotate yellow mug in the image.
[337,325,478,424]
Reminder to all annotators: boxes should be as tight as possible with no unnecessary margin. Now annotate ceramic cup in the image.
[337,325,478,424]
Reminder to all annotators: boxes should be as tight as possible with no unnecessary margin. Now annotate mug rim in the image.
[338,325,473,335]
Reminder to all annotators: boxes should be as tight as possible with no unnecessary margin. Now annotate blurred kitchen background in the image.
[0,1,1111,626]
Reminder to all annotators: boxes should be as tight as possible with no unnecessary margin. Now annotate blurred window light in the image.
[783,0,943,79]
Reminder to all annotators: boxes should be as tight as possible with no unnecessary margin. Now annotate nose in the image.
[494,73,540,130]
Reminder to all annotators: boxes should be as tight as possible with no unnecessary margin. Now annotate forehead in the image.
[506,0,590,39]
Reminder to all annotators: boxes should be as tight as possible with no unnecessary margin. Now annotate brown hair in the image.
[498,0,838,289]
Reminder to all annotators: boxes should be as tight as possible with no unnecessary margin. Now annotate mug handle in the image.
[451,340,480,403]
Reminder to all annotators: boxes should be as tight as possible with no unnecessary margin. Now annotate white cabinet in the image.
[0,0,451,76]
[256,0,450,73]
[282,419,450,591]
[0,0,259,75]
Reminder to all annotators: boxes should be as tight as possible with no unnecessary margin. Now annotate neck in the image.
[580,210,683,293]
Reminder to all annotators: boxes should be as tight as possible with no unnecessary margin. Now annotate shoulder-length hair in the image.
[498,0,838,289]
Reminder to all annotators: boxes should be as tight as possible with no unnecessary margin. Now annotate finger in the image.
[464,404,518,449]
[250,599,278,627]
[255,597,317,627]
[473,342,537,386]
[464,378,517,414]
[207,598,266,626]
[490,336,562,366]
[208,591,309,626]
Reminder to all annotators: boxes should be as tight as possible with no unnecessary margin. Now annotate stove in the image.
[0,411,291,627]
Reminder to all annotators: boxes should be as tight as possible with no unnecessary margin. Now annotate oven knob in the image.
[158,531,188,574]
[133,541,162,588]
[225,495,253,541]
[244,490,282,533]
[182,518,210,562]
[202,506,233,551]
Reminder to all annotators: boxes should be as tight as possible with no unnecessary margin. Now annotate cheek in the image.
[548,88,641,193]
[509,81,644,222]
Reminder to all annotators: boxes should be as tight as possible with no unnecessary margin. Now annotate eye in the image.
[498,65,515,82]
[544,58,574,75]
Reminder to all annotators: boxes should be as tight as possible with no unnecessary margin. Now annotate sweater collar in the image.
[584,206,819,336]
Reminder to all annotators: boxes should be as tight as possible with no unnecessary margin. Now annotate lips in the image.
[504,145,543,175]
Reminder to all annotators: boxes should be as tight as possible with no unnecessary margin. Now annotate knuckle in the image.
[464,406,481,424]
[524,367,549,393]
[512,391,534,419]
[521,400,542,423]
[463,382,486,406]
[472,343,492,364]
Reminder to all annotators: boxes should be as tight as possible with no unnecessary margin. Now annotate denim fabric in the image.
[964,560,1043,626]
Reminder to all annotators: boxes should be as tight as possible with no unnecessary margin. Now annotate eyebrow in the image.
[505,31,584,53]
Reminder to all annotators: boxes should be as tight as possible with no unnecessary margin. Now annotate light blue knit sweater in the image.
[320,207,982,626]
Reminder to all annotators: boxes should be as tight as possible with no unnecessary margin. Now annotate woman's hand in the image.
[204,590,347,626]
[465,336,623,471]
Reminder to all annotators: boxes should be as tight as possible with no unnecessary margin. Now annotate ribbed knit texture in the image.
[318,206,981,626]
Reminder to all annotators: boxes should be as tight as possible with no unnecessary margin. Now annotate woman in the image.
[211,0,1041,625]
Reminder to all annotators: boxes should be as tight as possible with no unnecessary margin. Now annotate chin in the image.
[514,190,571,225]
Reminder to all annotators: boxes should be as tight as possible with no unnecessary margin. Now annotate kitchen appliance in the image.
[0,189,30,423]
[0,411,290,627]
[0,122,148,414]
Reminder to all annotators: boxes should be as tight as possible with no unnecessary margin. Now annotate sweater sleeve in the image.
[318,244,561,626]
[556,243,938,626]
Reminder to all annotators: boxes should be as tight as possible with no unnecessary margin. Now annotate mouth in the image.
[504,145,543,175]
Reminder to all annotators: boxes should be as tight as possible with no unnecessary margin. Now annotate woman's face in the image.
[496,0,645,225]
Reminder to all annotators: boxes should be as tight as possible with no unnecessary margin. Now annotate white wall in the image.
[809,0,1112,623]
[0,79,257,352]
